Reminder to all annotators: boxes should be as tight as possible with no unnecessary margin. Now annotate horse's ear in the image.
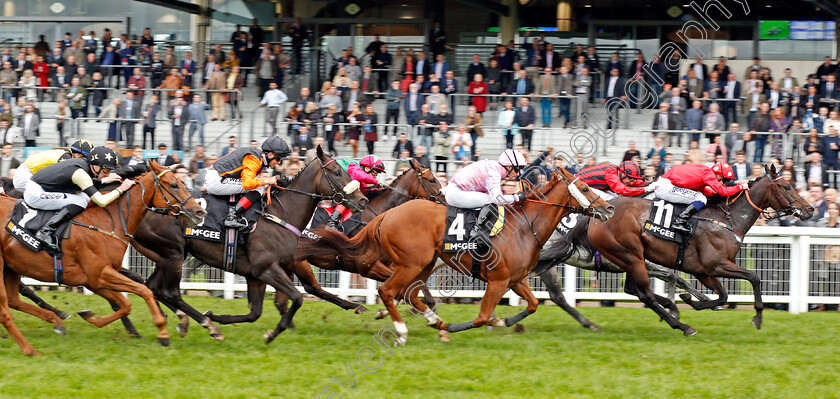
[316,144,325,160]
[769,163,777,178]
[764,164,771,176]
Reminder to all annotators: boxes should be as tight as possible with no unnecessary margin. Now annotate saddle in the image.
[6,200,72,253]
[643,199,699,269]
[183,193,262,243]
[443,205,506,253]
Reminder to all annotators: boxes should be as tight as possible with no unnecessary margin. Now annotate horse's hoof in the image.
[374,309,389,320]
[679,293,692,302]
[264,329,276,344]
[129,331,143,339]
[77,310,94,319]
[513,324,525,333]
[752,316,762,330]
[354,305,369,314]
[53,325,66,335]
[395,335,407,346]
[24,349,42,357]
[176,323,188,338]
[56,311,72,320]
[438,330,450,343]
[210,332,225,342]
[157,337,171,347]
[488,318,505,327]
[586,324,603,333]
[713,306,724,311]
[684,327,698,337]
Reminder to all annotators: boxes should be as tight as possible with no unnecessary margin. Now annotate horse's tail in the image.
[534,216,594,274]
[297,215,386,267]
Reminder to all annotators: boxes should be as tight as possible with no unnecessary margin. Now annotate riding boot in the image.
[224,191,262,228]
[223,205,247,228]
[326,204,348,231]
[672,205,699,235]
[469,204,495,240]
[35,208,75,252]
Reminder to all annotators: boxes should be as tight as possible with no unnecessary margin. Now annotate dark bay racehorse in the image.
[537,165,813,336]
[301,169,614,344]
[235,159,443,325]
[0,161,204,355]
[130,147,367,343]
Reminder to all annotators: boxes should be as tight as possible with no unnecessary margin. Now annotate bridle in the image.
[139,169,193,216]
[523,170,601,217]
[268,157,360,206]
[370,164,442,216]
[726,175,808,219]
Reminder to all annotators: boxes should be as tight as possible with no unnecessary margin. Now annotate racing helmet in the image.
[618,161,643,181]
[711,162,735,180]
[70,139,94,156]
[261,136,291,159]
[87,146,120,170]
[498,149,527,172]
[360,155,385,173]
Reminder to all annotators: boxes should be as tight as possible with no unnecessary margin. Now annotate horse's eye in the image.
[334,169,341,177]
[784,186,790,190]
[582,188,589,193]
[170,182,179,189]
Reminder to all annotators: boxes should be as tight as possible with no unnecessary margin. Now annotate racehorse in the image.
[537,165,813,336]
[214,158,443,328]
[0,161,204,355]
[300,168,614,343]
[128,146,367,343]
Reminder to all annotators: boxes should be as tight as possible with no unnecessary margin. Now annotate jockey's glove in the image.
[515,192,527,202]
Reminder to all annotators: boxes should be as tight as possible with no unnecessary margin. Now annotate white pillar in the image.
[366,278,378,305]
[223,272,235,300]
[338,271,351,300]
[563,264,577,307]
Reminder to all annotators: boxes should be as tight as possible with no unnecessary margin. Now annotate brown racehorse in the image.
[538,165,813,336]
[300,168,614,343]
[0,161,204,355]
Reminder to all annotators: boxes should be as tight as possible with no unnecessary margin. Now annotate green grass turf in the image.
[0,292,837,399]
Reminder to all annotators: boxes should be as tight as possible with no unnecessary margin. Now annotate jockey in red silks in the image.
[327,155,385,229]
[576,160,651,200]
[653,162,747,234]
[445,149,529,239]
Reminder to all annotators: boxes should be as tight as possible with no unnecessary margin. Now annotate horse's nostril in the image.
[606,205,615,212]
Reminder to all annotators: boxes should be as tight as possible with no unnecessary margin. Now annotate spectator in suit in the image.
[359,66,378,105]
[742,82,766,130]
[442,70,458,111]
[540,43,562,71]
[688,56,708,81]
[431,54,449,81]
[373,44,392,92]
[416,103,434,150]
[820,74,840,110]
[602,67,626,130]
[722,73,741,125]
[342,80,363,112]
[292,124,314,156]
[428,22,446,58]
[155,143,176,166]
[12,53,32,80]
[731,151,751,182]
[751,102,771,163]
[432,103,454,126]
[424,85,446,115]
[702,102,727,140]
[605,53,623,77]
[466,54,485,83]
[414,52,431,79]
[126,67,146,100]
[186,94,211,149]
[391,133,414,158]
[652,102,679,147]
[822,125,840,188]
[515,97,536,150]
[684,69,704,101]
[204,64,227,121]
[168,97,189,151]
[685,99,705,143]
[805,151,830,189]
[0,142,20,177]
[661,86,688,115]
[119,92,142,148]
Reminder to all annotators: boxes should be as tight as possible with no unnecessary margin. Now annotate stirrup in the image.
[223,213,247,228]
[672,221,692,234]
[35,230,59,251]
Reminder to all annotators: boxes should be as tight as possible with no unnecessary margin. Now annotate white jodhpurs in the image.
[23,181,89,210]
[204,169,267,196]
[445,183,492,209]
[13,164,33,191]
[652,178,707,205]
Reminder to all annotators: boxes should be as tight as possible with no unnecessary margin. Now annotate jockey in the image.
[25,146,134,251]
[205,136,291,228]
[576,160,650,200]
[326,155,385,229]
[445,149,528,239]
[654,162,747,234]
[13,139,94,192]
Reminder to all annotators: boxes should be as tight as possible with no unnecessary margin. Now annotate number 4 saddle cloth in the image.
[443,205,507,253]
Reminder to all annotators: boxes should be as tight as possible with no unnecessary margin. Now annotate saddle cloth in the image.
[183,193,261,243]
[5,200,72,252]
[308,206,362,234]
[442,205,506,253]
[642,199,698,243]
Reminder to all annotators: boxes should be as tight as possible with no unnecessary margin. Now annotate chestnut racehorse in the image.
[0,161,204,355]
[538,165,813,336]
[300,168,614,344]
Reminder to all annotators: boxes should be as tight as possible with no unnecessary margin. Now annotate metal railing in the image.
[19,226,840,313]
